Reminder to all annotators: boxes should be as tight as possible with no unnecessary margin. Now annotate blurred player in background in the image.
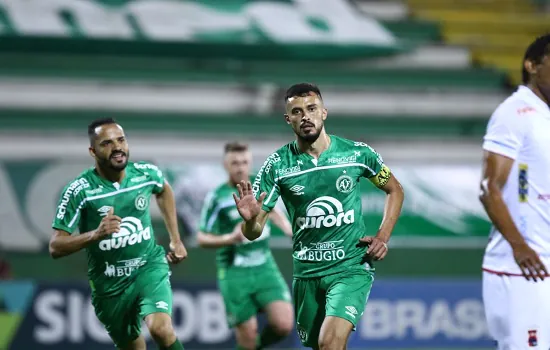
[480,34,550,349]
[49,118,187,350]
[233,83,404,349]
[197,142,294,350]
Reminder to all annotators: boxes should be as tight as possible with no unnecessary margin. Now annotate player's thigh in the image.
[318,315,354,350]
[219,276,257,328]
[138,268,173,319]
[506,276,550,349]
[324,268,374,329]
[92,291,142,349]
[254,268,293,327]
[293,277,325,348]
[482,272,510,345]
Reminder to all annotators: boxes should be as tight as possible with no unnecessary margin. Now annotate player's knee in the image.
[235,323,257,350]
[272,317,293,337]
[148,319,175,343]
[318,330,346,350]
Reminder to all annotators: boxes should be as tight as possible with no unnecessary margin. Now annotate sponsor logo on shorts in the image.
[103,258,146,277]
[98,217,151,251]
[345,305,358,319]
[295,240,346,262]
[296,196,354,229]
[296,324,307,343]
[528,329,537,347]
[156,301,169,310]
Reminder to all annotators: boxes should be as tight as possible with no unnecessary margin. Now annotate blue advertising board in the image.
[0,279,493,349]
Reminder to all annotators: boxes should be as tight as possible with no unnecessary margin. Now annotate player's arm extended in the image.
[269,208,293,237]
[242,210,270,241]
[479,151,527,247]
[155,181,182,244]
[197,231,235,248]
[371,166,404,243]
[49,229,98,259]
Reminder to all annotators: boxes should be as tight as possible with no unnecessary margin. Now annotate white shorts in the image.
[483,271,550,349]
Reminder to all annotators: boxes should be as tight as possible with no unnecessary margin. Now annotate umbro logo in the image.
[345,306,358,319]
[156,301,169,310]
[354,151,360,156]
[97,206,113,217]
[290,185,305,195]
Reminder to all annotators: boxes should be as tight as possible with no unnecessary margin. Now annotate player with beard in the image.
[232,83,405,349]
[197,142,294,350]
[480,34,550,349]
[49,118,187,350]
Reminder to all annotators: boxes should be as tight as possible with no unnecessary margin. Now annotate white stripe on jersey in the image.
[67,180,162,228]
[274,162,375,181]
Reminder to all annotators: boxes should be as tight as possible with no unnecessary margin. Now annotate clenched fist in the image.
[92,207,121,241]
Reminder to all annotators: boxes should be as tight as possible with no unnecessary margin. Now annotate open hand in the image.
[232,180,266,221]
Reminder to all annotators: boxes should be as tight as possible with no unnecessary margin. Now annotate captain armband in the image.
[369,165,392,188]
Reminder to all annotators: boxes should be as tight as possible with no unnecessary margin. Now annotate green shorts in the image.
[293,268,374,348]
[92,265,172,348]
[218,263,291,327]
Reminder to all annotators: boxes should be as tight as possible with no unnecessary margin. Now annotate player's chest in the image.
[277,161,363,202]
[84,187,152,220]
[527,115,550,160]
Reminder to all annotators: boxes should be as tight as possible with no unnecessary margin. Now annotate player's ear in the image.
[524,59,538,77]
[88,146,96,159]
[322,108,328,121]
[284,114,291,124]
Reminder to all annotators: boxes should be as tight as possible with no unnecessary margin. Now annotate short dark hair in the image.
[522,34,550,84]
[224,141,248,153]
[285,83,322,102]
[88,117,117,145]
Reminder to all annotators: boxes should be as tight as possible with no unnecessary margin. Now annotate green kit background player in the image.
[49,118,188,350]
[233,83,405,349]
[197,142,294,350]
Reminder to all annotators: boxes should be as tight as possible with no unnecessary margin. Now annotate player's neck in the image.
[528,83,550,106]
[297,131,331,159]
[95,165,126,184]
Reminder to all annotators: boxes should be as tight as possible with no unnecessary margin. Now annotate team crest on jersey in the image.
[336,173,354,193]
[135,194,148,210]
[528,329,537,347]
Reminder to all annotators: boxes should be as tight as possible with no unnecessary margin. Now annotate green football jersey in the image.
[52,161,168,297]
[253,135,386,278]
[199,179,274,270]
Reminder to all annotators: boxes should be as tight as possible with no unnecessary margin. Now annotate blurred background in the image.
[0,0,549,349]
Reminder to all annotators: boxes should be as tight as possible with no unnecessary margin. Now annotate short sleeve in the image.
[198,190,219,233]
[356,142,392,188]
[51,179,89,234]
[252,152,281,213]
[136,162,166,194]
[482,105,526,160]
